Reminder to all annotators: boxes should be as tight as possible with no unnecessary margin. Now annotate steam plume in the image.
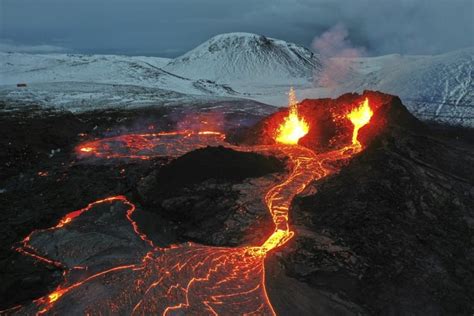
[312,23,366,93]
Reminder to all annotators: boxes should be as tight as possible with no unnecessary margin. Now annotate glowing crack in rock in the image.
[5,97,374,315]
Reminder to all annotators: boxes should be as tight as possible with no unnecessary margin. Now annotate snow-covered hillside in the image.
[335,48,474,126]
[0,52,237,97]
[0,33,473,126]
[164,33,321,84]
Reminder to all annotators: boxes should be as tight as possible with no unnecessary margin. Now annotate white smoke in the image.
[312,23,366,93]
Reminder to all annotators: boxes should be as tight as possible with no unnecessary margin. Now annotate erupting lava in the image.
[275,87,309,145]
[347,97,373,146]
[7,96,375,315]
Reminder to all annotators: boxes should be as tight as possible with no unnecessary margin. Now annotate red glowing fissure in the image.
[7,95,373,315]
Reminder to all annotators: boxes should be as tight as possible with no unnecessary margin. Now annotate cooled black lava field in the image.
[1,94,473,315]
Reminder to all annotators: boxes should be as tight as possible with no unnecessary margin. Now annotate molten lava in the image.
[75,130,226,160]
[7,98,376,315]
[48,292,61,303]
[275,87,309,145]
[79,147,93,153]
[347,97,373,146]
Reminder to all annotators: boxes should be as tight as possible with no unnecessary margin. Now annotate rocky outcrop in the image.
[137,146,285,246]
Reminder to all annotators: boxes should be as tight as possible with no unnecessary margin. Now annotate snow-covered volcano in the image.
[164,33,321,84]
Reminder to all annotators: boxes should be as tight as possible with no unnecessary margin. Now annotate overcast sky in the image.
[1,0,473,57]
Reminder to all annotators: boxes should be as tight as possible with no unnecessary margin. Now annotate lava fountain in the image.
[347,97,373,146]
[275,87,309,145]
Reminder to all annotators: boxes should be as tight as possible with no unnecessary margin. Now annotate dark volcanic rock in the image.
[154,146,284,194]
[137,146,285,246]
[0,104,273,310]
[2,94,473,315]
[268,93,474,315]
[0,107,173,310]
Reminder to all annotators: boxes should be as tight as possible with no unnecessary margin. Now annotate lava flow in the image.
[7,92,374,315]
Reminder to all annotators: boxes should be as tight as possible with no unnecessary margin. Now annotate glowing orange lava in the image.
[79,147,93,153]
[275,88,309,145]
[6,102,374,314]
[347,97,373,146]
[76,130,226,160]
[47,292,61,303]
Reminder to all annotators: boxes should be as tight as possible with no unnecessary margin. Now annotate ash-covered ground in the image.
[1,94,473,315]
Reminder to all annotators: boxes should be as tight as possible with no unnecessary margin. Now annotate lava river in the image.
[5,98,372,315]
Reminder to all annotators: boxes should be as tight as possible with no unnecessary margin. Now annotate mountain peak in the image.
[208,32,261,39]
[164,33,320,83]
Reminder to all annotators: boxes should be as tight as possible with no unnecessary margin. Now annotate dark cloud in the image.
[1,0,472,57]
